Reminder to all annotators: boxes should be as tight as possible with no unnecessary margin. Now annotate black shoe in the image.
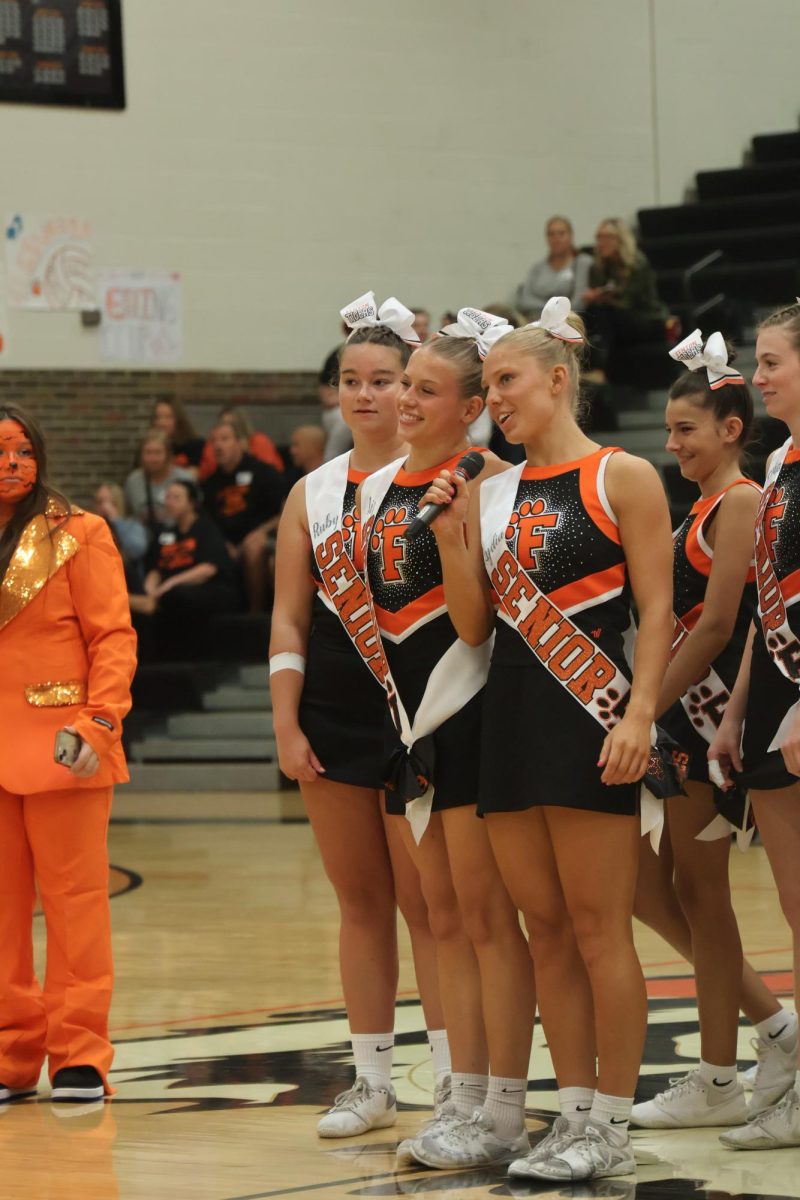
[0,1082,38,1103]
[51,1066,105,1103]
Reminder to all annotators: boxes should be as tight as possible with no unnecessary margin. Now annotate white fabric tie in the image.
[528,295,584,344]
[340,290,420,345]
[669,328,745,389]
[439,307,513,359]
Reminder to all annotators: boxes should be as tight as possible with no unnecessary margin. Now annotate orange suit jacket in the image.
[0,505,137,795]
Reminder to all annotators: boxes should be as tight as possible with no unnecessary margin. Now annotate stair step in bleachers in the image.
[643,225,800,270]
[752,131,800,164]
[638,191,800,239]
[167,711,271,739]
[203,685,271,712]
[656,260,799,306]
[239,664,268,689]
[124,762,280,792]
[696,159,800,201]
[129,736,276,762]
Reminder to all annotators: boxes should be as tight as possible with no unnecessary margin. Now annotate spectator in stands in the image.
[286,424,326,484]
[411,307,431,342]
[202,419,284,612]
[150,398,206,474]
[198,405,285,480]
[130,479,239,625]
[516,215,592,319]
[123,430,194,534]
[582,217,671,382]
[93,481,148,592]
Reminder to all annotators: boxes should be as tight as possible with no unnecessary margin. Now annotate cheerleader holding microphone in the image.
[422,298,675,1182]
[631,330,797,1131]
[270,293,446,1138]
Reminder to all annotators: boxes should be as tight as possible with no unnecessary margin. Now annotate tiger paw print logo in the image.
[505,498,560,570]
[342,510,357,558]
[370,507,409,583]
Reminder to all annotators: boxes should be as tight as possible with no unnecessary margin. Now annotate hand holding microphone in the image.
[403,450,486,542]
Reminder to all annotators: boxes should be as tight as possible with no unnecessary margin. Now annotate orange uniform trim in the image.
[579,448,622,546]
[373,585,446,638]
[547,561,626,614]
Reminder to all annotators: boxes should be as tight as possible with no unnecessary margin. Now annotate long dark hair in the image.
[0,405,71,584]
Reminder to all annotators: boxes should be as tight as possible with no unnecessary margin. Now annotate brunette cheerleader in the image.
[269,293,446,1137]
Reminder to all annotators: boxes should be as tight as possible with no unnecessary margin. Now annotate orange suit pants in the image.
[0,784,114,1090]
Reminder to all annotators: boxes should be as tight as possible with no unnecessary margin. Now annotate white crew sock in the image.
[755,1009,798,1046]
[451,1072,488,1118]
[427,1028,451,1086]
[699,1059,737,1093]
[558,1085,596,1130]
[350,1032,394,1089]
[482,1075,528,1139]
[589,1091,633,1132]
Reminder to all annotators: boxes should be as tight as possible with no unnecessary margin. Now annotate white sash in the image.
[480,462,663,850]
[361,457,494,843]
[305,453,389,690]
[752,437,800,753]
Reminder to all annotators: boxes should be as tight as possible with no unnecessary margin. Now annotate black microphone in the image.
[403,450,486,541]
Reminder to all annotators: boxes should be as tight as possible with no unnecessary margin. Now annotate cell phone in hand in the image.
[54,729,82,767]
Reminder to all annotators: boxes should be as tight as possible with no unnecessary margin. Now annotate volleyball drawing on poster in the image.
[97,270,184,364]
[4,214,95,310]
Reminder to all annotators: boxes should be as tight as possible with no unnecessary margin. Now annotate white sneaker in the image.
[745,1033,798,1116]
[630,1070,746,1128]
[0,1083,37,1104]
[508,1115,582,1177]
[720,1088,800,1149]
[410,1107,529,1169]
[741,1063,757,1089]
[316,1077,396,1138]
[395,1075,456,1166]
[519,1121,634,1181]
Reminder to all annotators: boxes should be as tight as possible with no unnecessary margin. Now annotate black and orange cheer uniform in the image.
[299,463,386,788]
[365,452,485,816]
[660,481,758,782]
[742,447,800,789]
[479,446,638,815]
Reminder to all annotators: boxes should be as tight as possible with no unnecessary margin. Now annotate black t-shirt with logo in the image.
[149,514,235,583]
[172,437,206,470]
[202,452,284,545]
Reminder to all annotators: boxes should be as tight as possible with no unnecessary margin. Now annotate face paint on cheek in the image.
[0,420,38,505]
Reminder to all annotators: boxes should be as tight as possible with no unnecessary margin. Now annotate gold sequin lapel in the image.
[0,504,81,633]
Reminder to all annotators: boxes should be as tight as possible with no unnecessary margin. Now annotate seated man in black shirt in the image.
[202,419,284,611]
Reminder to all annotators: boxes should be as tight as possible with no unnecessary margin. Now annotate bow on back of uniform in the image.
[340,291,421,345]
[669,328,745,389]
[439,307,513,360]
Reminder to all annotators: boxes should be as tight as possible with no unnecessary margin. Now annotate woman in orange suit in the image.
[0,405,137,1104]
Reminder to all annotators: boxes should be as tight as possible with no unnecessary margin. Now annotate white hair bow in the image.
[439,307,513,360]
[669,329,744,389]
[528,295,584,344]
[340,291,420,345]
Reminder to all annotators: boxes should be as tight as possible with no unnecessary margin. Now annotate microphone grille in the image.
[455,450,486,481]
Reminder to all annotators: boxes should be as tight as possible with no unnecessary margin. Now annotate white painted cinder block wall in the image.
[0,0,798,371]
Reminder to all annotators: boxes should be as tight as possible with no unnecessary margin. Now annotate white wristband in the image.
[269,653,306,677]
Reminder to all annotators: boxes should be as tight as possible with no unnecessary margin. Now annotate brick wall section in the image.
[0,370,318,505]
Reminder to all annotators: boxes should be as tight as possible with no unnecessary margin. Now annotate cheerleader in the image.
[360,310,537,1170]
[630,331,796,1127]
[269,294,445,1138]
[423,298,674,1181]
[710,301,800,1150]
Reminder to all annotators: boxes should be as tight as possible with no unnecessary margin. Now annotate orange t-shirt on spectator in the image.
[198,432,284,481]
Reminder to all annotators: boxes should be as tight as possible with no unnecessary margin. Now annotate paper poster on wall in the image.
[4,213,95,310]
[96,270,183,364]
